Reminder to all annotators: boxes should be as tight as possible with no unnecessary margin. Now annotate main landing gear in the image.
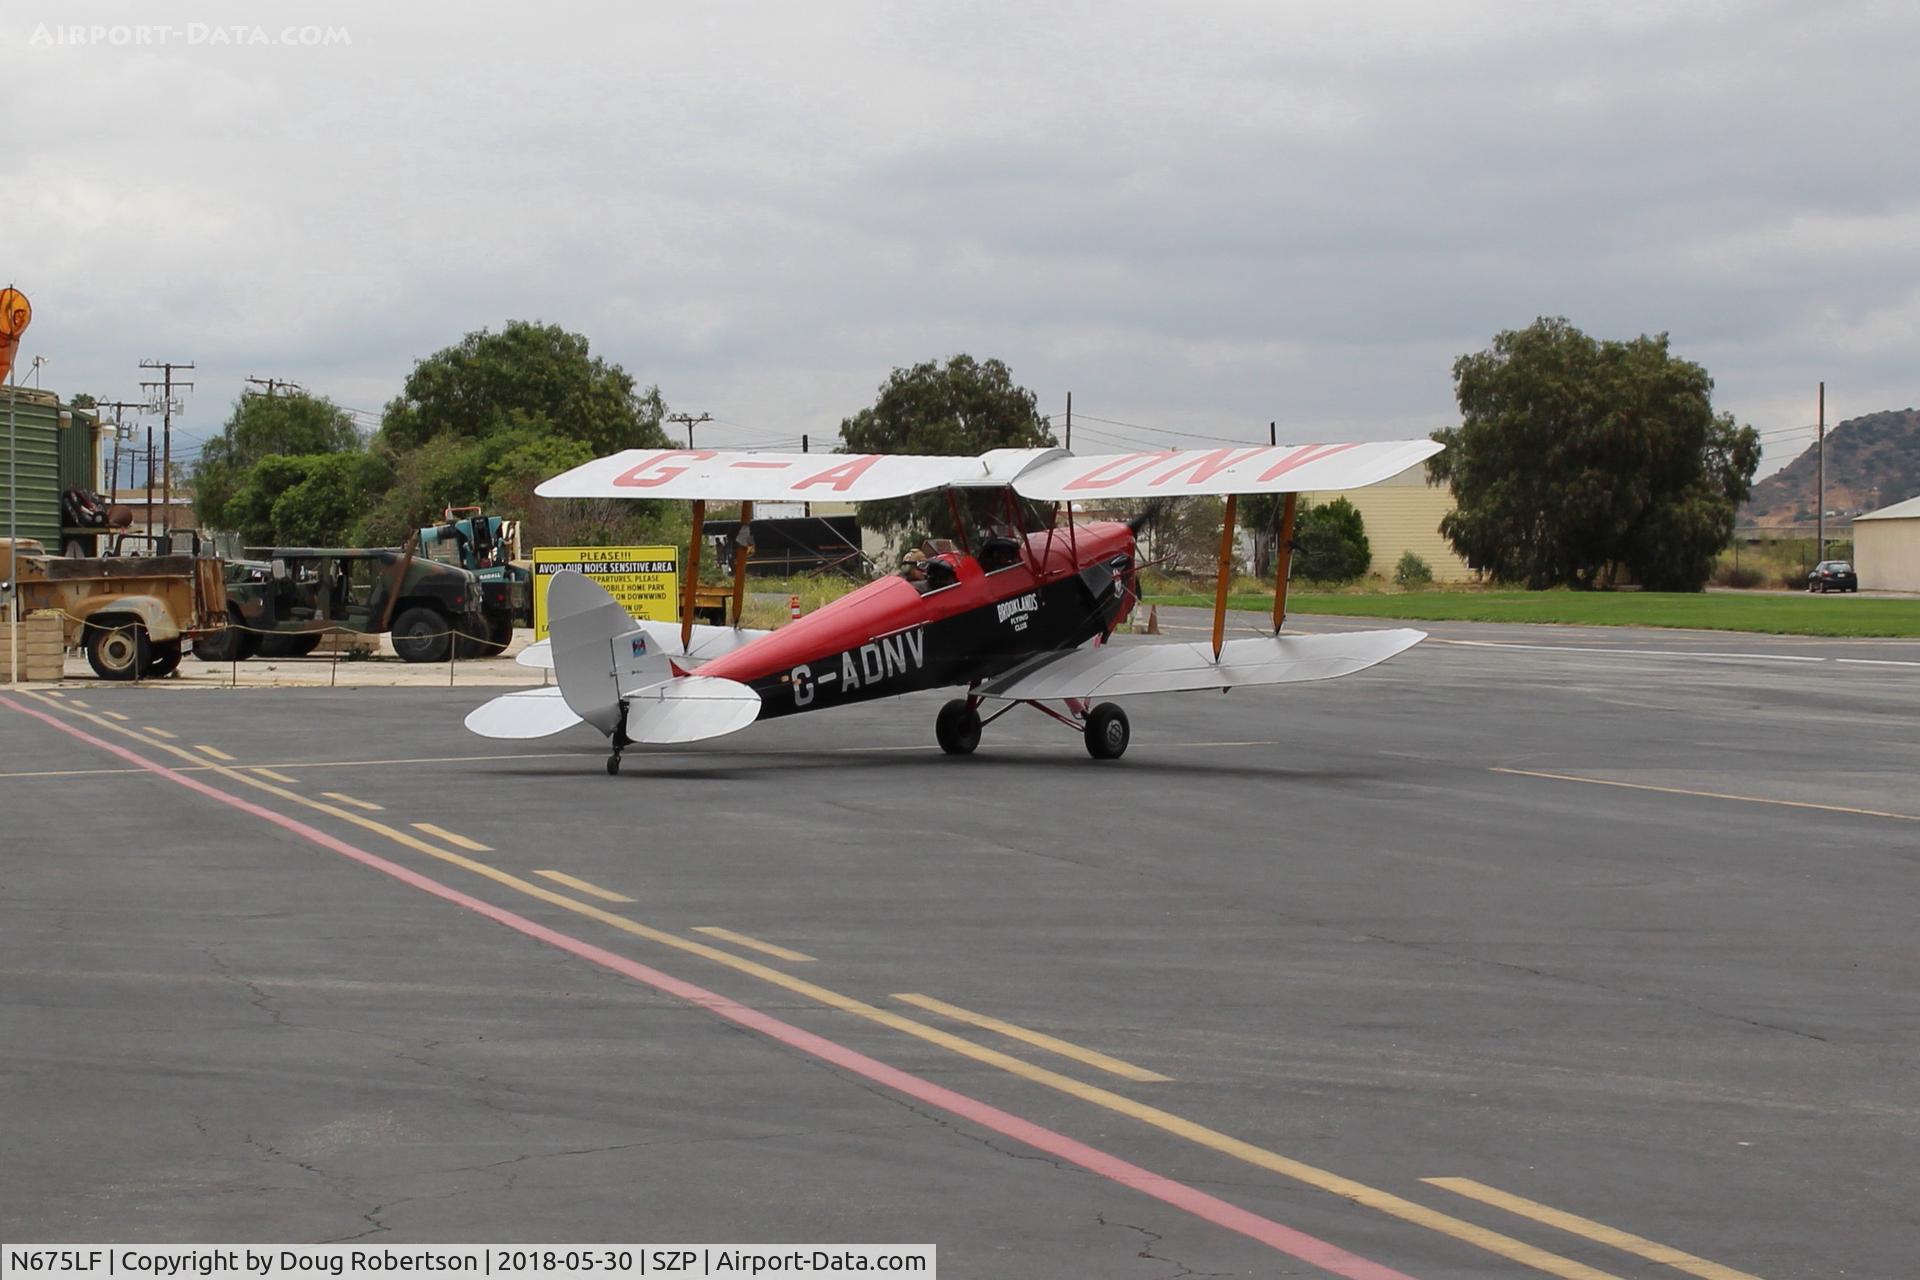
[935,695,1130,760]
[606,698,632,776]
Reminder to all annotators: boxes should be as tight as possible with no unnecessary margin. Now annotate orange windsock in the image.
[0,287,30,385]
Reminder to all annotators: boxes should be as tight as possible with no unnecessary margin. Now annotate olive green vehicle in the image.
[197,547,513,664]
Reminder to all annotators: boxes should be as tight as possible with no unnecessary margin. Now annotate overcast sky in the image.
[9,1,1917,473]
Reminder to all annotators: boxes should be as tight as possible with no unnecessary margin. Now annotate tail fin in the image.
[547,570,664,735]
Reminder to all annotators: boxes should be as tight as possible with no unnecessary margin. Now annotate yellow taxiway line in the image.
[251,767,298,784]
[1425,1178,1764,1280]
[321,791,385,812]
[692,926,814,962]
[534,869,635,903]
[1494,766,1919,823]
[410,822,492,851]
[195,745,236,761]
[895,992,1169,1083]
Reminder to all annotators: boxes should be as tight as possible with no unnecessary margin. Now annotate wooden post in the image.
[1271,493,1298,634]
[682,499,705,651]
[1211,494,1238,661]
[729,500,753,626]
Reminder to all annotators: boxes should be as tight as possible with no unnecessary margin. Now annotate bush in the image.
[1294,498,1371,583]
[1709,561,1766,589]
[1393,550,1434,587]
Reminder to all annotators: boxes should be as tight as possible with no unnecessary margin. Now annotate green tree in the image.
[1294,497,1371,582]
[377,321,669,457]
[1430,318,1760,591]
[194,391,362,531]
[838,354,1056,551]
[224,453,385,547]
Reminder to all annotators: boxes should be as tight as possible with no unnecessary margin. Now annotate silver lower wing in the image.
[980,629,1425,701]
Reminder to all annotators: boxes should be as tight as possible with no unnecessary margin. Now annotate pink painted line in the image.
[2,695,1416,1280]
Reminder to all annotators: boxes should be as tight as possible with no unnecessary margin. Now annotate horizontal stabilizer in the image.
[615,675,762,744]
[980,629,1425,701]
[465,686,584,739]
[516,621,771,673]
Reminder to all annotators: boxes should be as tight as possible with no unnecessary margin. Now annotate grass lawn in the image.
[1147,589,1920,638]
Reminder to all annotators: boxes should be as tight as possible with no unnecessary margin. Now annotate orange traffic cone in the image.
[1146,605,1160,635]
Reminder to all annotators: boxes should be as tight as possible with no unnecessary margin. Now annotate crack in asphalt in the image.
[1096,1211,1238,1279]
[206,949,295,1029]
[1353,929,1834,1043]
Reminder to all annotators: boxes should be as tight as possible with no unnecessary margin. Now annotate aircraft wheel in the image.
[606,754,622,776]
[1083,702,1130,760]
[935,699,981,756]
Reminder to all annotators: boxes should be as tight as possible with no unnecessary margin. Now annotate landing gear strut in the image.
[607,698,632,776]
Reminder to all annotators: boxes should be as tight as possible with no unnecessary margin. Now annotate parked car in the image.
[1807,560,1858,593]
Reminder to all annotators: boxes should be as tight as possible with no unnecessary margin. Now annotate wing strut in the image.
[682,498,705,650]
[729,500,753,626]
[1211,493,1238,660]
[1271,493,1298,634]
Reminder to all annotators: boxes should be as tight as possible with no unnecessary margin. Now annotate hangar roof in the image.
[1854,495,1920,522]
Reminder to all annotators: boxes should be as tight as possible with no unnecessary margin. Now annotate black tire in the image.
[1083,702,1130,760]
[935,698,982,756]
[454,615,511,659]
[390,606,452,663]
[259,632,322,659]
[196,626,237,662]
[86,621,150,681]
[147,640,182,678]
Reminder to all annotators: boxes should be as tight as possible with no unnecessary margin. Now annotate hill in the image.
[1743,407,1920,527]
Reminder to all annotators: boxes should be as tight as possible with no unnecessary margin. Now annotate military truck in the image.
[1,537,228,679]
[198,546,512,664]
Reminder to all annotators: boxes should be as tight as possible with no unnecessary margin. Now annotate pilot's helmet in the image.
[902,549,927,566]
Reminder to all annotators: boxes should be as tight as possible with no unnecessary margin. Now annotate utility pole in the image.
[801,434,809,516]
[95,400,145,494]
[1816,381,1826,563]
[245,375,301,398]
[1065,391,1072,452]
[139,359,193,549]
[666,412,710,448]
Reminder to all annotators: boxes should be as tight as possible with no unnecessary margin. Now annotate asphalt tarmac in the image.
[3,609,1916,1279]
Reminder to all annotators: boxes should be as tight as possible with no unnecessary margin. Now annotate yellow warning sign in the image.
[532,545,679,639]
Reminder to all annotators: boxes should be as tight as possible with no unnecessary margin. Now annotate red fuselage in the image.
[697,522,1140,719]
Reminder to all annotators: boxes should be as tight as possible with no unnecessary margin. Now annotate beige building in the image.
[1852,495,1920,591]
[1300,463,1472,583]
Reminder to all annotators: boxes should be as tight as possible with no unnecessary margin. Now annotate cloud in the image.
[5,0,1916,474]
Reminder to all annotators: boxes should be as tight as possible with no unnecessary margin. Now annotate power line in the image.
[1073,412,1258,445]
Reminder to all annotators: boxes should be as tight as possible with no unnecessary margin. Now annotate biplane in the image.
[466,439,1442,774]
